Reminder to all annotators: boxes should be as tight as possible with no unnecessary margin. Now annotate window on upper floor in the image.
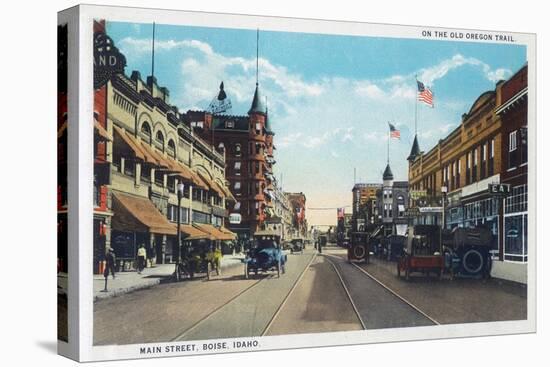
[509,130,517,152]
[509,130,518,169]
[140,122,152,142]
[155,131,164,146]
[167,139,176,158]
[520,127,528,165]
[234,161,241,175]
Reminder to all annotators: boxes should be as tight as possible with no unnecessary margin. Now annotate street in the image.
[94,245,526,345]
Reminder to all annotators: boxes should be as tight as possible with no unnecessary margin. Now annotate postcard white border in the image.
[71,4,536,362]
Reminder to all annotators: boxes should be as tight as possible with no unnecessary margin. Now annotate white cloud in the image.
[277,132,303,148]
[354,82,386,99]
[116,36,513,182]
[418,54,512,85]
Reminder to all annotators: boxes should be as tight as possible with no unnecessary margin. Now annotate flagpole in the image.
[387,125,390,164]
[151,22,155,81]
[414,75,418,135]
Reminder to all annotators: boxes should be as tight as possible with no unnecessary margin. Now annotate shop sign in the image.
[229,213,241,224]
[404,207,420,217]
[93,32,126,89]
[410,190,427,199]
[488,183,510,195]
[419,206,443,213]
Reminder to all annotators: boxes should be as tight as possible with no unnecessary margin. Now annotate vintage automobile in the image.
[384,234,406,262]
[243,230,287,278]
[442,226,493,278]
[348,232,370,263]
[290,238,304,254]
[175,241,222,281]
[397,225,444,280]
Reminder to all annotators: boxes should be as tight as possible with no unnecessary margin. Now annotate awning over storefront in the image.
[113,126,145,161]
[177,224,209,240]
[58,121,67,138]
[94,120,112,141]
[215,180,236,202]
[370,225,383,239]
[193,223,236,241]
[112,191,175,235]
[138,140,169,168]
[165,156,195,182]
[219,226,237,240]
[196,170,225,197]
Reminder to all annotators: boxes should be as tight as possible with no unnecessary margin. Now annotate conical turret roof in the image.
[383,163,394,181]
[407,134,421,161]
[265,105,274,135]
[217,81,227,101]
[248,83,267,115]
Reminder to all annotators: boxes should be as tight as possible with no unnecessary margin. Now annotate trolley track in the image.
[324,255,367,330]
[171,274,267,341]
[173,250,318,341]
[261,252,319,335]
[324,252,438,329]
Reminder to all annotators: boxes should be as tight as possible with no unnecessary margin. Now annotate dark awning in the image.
[112,192,175,235]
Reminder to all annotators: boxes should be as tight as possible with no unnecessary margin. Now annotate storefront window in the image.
[504,213,527,262]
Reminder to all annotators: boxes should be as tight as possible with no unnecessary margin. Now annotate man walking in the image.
[137,244,147,274]
[104,247,116,279]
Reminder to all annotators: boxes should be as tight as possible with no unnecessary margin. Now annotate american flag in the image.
[337,207,345,219]
[417,80,434,107]
[388,123,401,139]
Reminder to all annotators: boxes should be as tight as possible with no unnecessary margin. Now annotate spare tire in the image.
[462,248,484,275]
[353,245,366,260]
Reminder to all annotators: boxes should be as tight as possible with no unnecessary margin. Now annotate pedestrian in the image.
[104,247,116,280]
[137,244,146,274]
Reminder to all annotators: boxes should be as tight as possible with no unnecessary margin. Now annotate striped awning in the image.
[113,126,145,161]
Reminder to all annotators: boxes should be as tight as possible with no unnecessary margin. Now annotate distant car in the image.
[282,241,292,251]
[290,239,304,254]
[243,230,287,278]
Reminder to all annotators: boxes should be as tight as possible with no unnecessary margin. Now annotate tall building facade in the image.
[407,65,528,283]
[190,82,279,242]
[351,183,380,232]
[495,65,528,280]
[286,192,308,238]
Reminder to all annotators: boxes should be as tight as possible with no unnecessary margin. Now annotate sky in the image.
[106,21,526,226]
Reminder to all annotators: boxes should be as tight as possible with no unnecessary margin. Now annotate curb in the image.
[93,258,245,302]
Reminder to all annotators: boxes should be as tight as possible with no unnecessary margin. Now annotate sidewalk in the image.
[94,253,245,302]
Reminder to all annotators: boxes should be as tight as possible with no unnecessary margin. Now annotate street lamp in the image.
[440,185,448,253]
[175,181,185,281]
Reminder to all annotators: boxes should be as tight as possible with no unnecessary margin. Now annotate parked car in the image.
[176,241,221,281]
[243,230,287,278]
[290,239,304,254]
[442,227,493,278]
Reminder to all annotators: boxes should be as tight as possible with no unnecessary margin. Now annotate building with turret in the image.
[190,81,279,242]
[375,164,409,236]
[407,65,528,284]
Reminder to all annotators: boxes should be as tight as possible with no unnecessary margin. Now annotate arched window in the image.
[156,130,164,145]
[140,122,152,141]
[167,139,176,158]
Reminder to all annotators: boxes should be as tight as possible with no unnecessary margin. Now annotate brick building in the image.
[494,65,528,281]
[351,183,380,232]
[407,65,528,283]
[190,82,278,242]
[286,192,308,238]
[90,22,236,274]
